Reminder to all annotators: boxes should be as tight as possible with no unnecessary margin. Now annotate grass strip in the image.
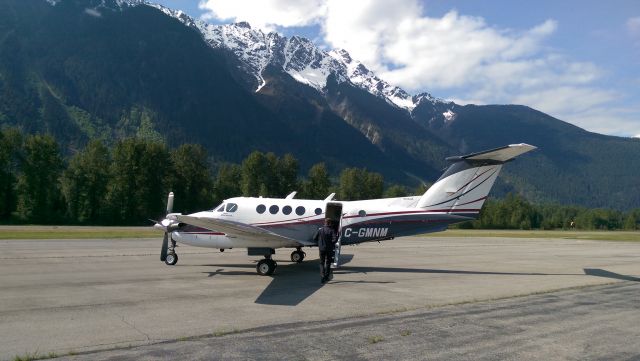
[0,226,158,239]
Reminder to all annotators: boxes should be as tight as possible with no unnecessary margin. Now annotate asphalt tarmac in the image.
[1,236,639,360]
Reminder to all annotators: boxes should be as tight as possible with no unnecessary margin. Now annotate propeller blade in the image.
[160,232,169,261]
[166,192,174,214]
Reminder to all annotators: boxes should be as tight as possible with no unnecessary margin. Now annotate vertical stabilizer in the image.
[417,144,536,216]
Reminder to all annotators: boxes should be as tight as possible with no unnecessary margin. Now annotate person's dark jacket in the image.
[314,225,337,251]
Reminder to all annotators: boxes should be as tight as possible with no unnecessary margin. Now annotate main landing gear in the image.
[256,255,277,276]
[290,247,305,263]
[165,239,178,266]
[251,247,305,276]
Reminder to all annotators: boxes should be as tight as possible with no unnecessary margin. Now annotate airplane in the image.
[154,143,536,276]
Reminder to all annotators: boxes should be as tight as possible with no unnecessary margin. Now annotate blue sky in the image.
[154,0,640,137]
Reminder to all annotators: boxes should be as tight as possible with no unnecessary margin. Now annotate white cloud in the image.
[198,0,324,30]
[628,16,640,47]
[198,0,639,136]
[628,17,640,36]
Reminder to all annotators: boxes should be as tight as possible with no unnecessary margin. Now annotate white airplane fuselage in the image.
[171,195,476,249]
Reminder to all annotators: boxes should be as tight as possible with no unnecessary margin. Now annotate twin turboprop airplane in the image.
[154,143,536,276]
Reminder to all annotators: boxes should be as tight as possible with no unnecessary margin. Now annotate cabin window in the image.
[226,203,238,212]
[282,205,292,215]
[358,210,367,217]
[269,205,279,214]
[295,206,305,216]
[256,204,266,214]
[314,208,322,215]
[216,204,225,212]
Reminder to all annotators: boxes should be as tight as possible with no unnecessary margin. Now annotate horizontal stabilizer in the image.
[446,143,537,163]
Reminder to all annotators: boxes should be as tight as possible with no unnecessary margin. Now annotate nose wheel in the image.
[164,239,178,266]
[165,252,178,266]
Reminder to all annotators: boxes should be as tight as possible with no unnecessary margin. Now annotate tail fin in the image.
[417,143,536,216]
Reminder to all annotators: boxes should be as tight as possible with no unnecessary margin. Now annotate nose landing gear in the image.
[164,239,178,266]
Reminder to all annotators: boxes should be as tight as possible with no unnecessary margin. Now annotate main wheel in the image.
[165,253,178,266]
[256,259,276,276]
[290,250,305,263]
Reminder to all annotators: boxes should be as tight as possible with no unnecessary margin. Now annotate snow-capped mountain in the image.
[196,22,452,113]
[76,0,450,115]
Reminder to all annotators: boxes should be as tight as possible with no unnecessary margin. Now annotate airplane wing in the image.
[175,215,303,246]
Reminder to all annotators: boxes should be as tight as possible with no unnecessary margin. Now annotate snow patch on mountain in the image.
[443,109,457,123]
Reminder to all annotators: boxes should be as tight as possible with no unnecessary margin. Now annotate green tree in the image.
[276,153,299,196]
[240,151,300,198]
[106,138,170,224]
[623,209,640,230]
[384,184,409,198]
[169,144,214,214]
[338,168,384,200]
[0,128,22,220]
[16,134,63,223]
[301,162,331,199]
[212,163,242,205]
[61,140,111,223]
[365,172,384,199]
[241,151,271,197]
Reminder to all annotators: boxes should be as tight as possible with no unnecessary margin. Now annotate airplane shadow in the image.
[583,268,640,282]
[195,259,640,307]
[254,254,356,306]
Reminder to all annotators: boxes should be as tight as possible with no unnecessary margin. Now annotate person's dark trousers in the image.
[319,250,333,282]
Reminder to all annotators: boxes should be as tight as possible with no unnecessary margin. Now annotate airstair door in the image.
[325,203,343,268]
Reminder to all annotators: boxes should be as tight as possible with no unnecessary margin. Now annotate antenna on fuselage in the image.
[324,193,336,202]
[285,191,297,199]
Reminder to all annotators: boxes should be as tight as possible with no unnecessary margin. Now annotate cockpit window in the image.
[216,204,225,212]
[225,203,238,212]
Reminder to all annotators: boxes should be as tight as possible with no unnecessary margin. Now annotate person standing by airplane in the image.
[314,218,338,284]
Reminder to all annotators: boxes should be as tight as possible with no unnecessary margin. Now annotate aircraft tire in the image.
[290,250,305,263]
[165,253,178,266]
[257,259,276,276]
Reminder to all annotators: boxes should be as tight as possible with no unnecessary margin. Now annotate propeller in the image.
[158,192,174,262]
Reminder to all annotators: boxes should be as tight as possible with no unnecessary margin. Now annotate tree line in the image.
[0,129,413,225]
[1,128,638,229]
[457,193,640,231]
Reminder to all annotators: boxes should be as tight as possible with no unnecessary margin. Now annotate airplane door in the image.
[325,203,343,268]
